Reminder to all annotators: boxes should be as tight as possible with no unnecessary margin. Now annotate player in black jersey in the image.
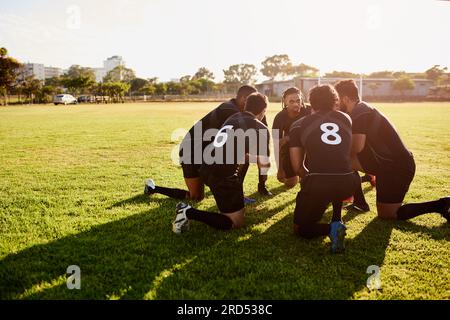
[143,85,270,200]
[273,87,311,189]
[172,93,271,233]
[289,85,359,253]
[334,80,449,222]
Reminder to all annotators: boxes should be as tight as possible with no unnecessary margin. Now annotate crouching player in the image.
[172,93,271,233]
[289,85,359,253]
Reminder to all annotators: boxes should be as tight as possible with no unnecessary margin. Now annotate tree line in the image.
[0,47,448,105]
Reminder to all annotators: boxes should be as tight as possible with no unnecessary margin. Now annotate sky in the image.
[0,0,449,81]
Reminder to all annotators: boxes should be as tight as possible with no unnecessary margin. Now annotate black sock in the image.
[258,174,268,185]
[361,174,371,183]
[332,201,342,222]
[186,208,233,230]
[152,186,188,200]
[353,172,368,206]
[396,199,446,220]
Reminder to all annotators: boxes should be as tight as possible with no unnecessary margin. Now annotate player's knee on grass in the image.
[225,209,246,229]
[187,191,204,201]
[293,223,316,239]
[377,202,402,220]
[277,169,286,183]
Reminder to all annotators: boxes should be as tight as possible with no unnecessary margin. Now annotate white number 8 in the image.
[213,125,233,148]
[320,122,342,145]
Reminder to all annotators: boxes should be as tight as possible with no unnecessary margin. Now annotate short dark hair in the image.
[282,86,305,109]
[244,92,268,115]
[334,80,360,101]
[236,85,257,100]
[308,85,339,111]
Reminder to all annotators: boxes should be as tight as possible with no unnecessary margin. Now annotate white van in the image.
[53,94,78,105]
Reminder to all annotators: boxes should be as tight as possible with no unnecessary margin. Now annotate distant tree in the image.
[103,66,136,83]
[192,67,214,81]
[260,54,291,80]
[22,76,42,104]
[287,63,319,78]
[367,71,394,78]
[392,76,415,96]
[392,71,407,79]
[103,81,130,102]
[425,65,448,84]
[368,82,381,96]
[0,47,22,105]
[223,64,257,85]
[324,71,359,78]
[179,75,191,83]
[66,65,96,82]
[62,75,95,95]
[130,78,148,94]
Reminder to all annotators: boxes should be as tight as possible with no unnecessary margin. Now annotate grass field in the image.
[0,102,449,300]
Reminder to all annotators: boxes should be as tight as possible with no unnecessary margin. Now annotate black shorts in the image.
[200,171,244,214]
[294,173,360,226]
[376,157,416,204]
[280,147,296,179]
[181,163,201,179]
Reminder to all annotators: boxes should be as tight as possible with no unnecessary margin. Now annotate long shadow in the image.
[0,192,296,300]
[156,206,394,299]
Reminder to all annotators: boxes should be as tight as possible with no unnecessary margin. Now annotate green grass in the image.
[0,102,449,300]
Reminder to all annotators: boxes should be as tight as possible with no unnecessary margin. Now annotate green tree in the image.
[324,71,359,78]
[260,54,291,80]
[66,65,96,82]
[192,67,214,81]
[130,78,148,94]
[0,47,22,105]
[287,63,319,78]
[223,64,257,85]
[103,66,136,83]
[367,71,394,78]
[392,76,415,97]
[22,76,42,104]
[425,65,448,84]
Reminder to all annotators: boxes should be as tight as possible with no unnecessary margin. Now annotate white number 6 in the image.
[213,125,233,148]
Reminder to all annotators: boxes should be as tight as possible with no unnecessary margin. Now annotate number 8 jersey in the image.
[289,110,353,174]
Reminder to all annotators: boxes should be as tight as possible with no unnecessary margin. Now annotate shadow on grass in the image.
[0,195,295,300]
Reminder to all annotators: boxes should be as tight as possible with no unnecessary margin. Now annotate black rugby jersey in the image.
[289,110,353,174]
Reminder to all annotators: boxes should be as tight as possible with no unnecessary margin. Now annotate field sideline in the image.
[0,102,449,299]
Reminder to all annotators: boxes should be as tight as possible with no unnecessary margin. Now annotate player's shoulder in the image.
[217,99,239,111]
[333,110,352,126]
[290,113,312,131]
[351,101,374,118]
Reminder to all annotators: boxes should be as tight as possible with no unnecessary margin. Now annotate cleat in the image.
[244,197,256,205]
[330,221,347,254]
[344,202,370,213]
[173,202,191,234]
[258,183,273,196]
[144,178,156,195]
[342,196,354,204]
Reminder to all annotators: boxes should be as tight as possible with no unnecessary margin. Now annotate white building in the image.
[94,55,125,82]
[44,66,63,79]
[23,63,45,81]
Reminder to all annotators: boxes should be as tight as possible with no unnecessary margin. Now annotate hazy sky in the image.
[1,0,449,81]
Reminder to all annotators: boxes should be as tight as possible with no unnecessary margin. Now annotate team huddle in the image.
[144,81,449,254]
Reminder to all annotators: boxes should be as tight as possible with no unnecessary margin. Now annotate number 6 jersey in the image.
[289,110,353,174]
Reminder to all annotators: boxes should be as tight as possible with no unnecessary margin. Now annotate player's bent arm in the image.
[352,134,366,156]
[290,147,307,178]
